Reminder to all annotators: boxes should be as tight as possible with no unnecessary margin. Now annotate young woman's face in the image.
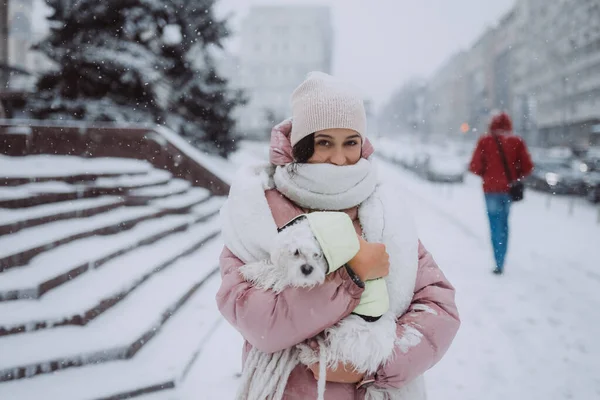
[307,128,362,165]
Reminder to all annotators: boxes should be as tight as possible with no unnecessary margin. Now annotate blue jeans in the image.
[484,193,511,271]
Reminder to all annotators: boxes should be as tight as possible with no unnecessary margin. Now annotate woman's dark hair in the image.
[288,133,315,174]
[292,133,315,163]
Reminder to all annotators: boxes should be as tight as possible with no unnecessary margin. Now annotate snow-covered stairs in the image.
[0,154,227,399]
[0,196,126,235]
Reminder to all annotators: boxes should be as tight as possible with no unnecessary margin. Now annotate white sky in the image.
[215,0,515,107]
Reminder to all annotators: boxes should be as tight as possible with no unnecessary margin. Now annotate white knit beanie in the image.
[290,71,367,147]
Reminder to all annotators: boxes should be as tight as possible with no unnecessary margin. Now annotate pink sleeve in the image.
[374,241,460,389]
[216,247,364,354]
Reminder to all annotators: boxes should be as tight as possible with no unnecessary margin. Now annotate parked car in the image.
[584,172,600,203]
[580,154,600,173]
[425,155,465,183]
[573,152,600,203]
[414,151,465,183]
[525,159,587,195]
[410,151,430,174]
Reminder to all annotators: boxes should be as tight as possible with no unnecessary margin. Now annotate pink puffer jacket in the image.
[216,189,460,399]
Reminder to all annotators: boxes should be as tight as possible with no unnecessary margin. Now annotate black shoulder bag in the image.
[493,135,524,202]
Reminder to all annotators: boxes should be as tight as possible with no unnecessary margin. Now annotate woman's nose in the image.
[329,149,346,166]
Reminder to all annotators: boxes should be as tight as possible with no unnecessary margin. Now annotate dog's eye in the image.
[294,249,300,257]
[313,253,321,259]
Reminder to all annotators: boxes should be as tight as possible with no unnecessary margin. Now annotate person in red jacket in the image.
[469,112,534,274]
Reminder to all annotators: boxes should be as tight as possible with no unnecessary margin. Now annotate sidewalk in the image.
[182,154,600,400]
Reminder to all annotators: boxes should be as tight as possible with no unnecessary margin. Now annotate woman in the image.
[469,112,534,275]
[217,72,460,399]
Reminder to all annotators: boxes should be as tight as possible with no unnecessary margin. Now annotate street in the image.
[183,154,600,400]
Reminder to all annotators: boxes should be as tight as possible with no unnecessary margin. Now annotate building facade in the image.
[424,51,468,138]
[4,0,52,90]
[420,0,600,149]
[378,79,426,137]
[514,0,600,148]
[234,6,333,139]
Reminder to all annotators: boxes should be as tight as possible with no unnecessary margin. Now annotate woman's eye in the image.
[345,141,359,146]
[316,141,331,147]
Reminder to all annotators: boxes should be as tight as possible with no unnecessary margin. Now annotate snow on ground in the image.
[183,143,600,400]
[377,160,600,400]
[0,154,152,178]
[3,142,598,399]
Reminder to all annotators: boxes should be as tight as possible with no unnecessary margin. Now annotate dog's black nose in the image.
[300,264,314,276]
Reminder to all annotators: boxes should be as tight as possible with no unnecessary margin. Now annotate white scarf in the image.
[220,161,425,400]
[273,159,377,211]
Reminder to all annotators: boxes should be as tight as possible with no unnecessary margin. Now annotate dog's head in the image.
[270,218,328,288]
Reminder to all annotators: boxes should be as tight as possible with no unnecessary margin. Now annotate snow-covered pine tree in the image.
[161,0,245,157]
[29,0,244,157]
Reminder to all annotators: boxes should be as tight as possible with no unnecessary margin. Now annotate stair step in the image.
[0,170,172,209]
[189,196,225,217]
[0,196,125,236]
[0,196,224,302]
[0,273,223,400]
[127,179,191,202]
[90,170,172,192]
[150,187,210,211]
[0,181,82,208]
[0,216,220,335]
[0,155,152,186]
[128,391,179,400]
[0,205,164,271]
[0,181,75,200]
[0,236,224,382]
[0,215,194,302]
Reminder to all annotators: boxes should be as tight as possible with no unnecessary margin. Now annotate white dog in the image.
[240,217,329,293]
[240,217,397,399]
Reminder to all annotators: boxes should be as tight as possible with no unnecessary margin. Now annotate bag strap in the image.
[492,135,514,183]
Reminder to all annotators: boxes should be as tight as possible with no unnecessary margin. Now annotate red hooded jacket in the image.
[469,114,534,193]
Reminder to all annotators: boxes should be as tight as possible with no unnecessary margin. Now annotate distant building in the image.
[418,0,600,149]
[513,0,600,149]
[0,2,8,88]
[234,6,333,139]
[5,0,53,90]
[424,52,468,137]
[379,79,427,137]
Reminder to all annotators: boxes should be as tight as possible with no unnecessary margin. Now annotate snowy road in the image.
[182,155,600,400]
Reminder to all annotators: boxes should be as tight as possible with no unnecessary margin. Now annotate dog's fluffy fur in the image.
[240,219,328,293]
[240,218,396,379]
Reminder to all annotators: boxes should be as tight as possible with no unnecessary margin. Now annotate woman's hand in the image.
[347,236,390,281]
[308,361,365,384]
